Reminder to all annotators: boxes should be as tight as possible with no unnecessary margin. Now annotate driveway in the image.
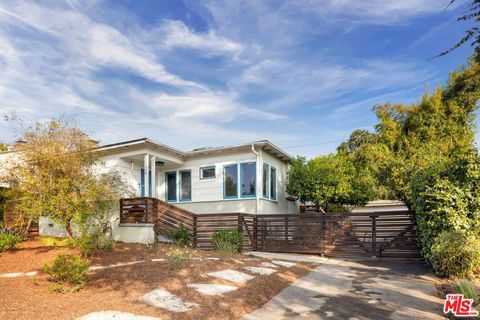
[243,254,444,320]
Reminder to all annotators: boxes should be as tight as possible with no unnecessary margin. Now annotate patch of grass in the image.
[169,224,190,246]
[43,254,91,293]
[211,229,243,260]
[166,245,192,270]
[455,279,479,301]
[38,236,68,247]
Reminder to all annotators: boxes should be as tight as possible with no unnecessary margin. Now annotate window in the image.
[223,164,238,198]
[240,162,256,198]
[200,166,215,179]
[140,169,152,197]
[262,163,269,198]
[165,172,177,202]
[179,170,192,201]
[270,166,277,201]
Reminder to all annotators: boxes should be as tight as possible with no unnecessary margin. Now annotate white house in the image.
[97,138,297,215]
[0,138,298,243]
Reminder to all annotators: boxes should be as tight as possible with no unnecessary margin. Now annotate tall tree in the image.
[0,119,130,236]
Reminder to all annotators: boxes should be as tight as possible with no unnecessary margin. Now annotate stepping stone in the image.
[89,261,145,271]
[77,310,160,320]
[260,262,278,268]
[271,260,296,268]
[207,269,255,283]
[206,257,220,261]
[245,267,276,275]
[187,283,237,296]
[151,258,165,262]
[0,271,38,278]
[141,288,198,312]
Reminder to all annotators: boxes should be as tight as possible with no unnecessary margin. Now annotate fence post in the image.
[253,216,258,251]
[192,215,198,248]
[285,216,289,242]
[321,212,325,257]
[371,214,377,258]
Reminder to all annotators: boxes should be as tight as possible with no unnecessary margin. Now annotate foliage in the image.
[168,224,189,246]
[166,245,192,270]
[455,280,479,302]
[68,227,114,256]
[0,118,132,236]
[440,1,479,61]
[0,143,8,152]
[430,231,480,277]
[211,229,243,258]
[42,254,91,292]
[286,154,374,211]
[0,187,9,223]
[38,236,69,247]
[0,228,22,252]
[411,151,480,269]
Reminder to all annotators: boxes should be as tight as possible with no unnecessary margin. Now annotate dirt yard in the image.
[0,239,315,320]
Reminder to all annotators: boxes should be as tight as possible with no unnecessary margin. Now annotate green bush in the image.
[0,229,22,253]
[69,228,114,256]
[455,280,479,301]
[43,254,90,292]
[169,224,189,246]
[211,229,243,258]
[430,231,480,277]
[166,246,192,270]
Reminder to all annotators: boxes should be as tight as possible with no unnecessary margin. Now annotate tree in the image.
[286,154,374,212]
[0,119,129,237]
[0,143,7,152]
[440,0,479,61]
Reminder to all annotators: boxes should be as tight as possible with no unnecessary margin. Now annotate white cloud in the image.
[159,20,243,57]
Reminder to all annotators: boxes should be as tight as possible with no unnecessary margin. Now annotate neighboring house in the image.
[96,138,297,215]
[351,200,408,213]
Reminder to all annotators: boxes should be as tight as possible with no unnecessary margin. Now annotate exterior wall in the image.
[259,151,297,214]
[98,153,144,197]
[111,223,155,244]
[175,198,256,214]
[351,200,408,213]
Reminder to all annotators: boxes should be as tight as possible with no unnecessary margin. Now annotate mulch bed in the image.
[0,239,315,320]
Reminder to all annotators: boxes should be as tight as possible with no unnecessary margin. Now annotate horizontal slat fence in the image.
[119,198,420,258]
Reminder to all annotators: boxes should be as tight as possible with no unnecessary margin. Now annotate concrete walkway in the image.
[243,256,444,320]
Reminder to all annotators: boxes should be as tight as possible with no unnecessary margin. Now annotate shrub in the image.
[43,254,90,292]
[0,229,22,253]
[39,236,68,247]
[69,228,114,256]
[169,224,189,246]
[455,280,479,302]
[211,229,243,258]
[430,231,480,277]
[166,246,192,270]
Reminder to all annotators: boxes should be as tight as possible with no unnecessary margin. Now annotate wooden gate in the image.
[250,210,420,258]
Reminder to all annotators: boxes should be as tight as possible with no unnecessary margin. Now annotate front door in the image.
[165,171,177,202]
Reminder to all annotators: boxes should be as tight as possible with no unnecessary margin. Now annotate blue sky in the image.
[0,0,474,158]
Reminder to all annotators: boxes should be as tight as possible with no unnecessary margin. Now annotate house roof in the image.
[96,138,292,162]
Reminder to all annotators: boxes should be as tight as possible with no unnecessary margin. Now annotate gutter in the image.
[251,144,260,215]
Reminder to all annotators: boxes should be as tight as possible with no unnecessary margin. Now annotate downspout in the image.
[251,144,260,215]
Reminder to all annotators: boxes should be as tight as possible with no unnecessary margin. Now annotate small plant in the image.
[0,229,22,253]
[169,224,189,246]
[166,246,192,270]
[430,231,480,277]
[43,254,90,292]
[211,229,243,259]
[455,280,479,302]
[68,228,114,256]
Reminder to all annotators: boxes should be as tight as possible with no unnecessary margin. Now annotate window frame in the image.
[165,171,178,202]
[270,165,277,201]
[223,164,239,199]
[262,163,270,199]
[240,162,256,198]
[199,166,216,180]
[179,169,192,202]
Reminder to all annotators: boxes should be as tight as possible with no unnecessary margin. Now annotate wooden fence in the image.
[119,198,420,258]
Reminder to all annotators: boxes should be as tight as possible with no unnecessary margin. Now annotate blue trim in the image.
[179,169,192,202]
[199,166,216,180]
[270,165,277,201]
[240,162,256,198]
[262,163,270,199]
[165,171,177,202]
[140,168,145,197]
[223,164,238,199]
